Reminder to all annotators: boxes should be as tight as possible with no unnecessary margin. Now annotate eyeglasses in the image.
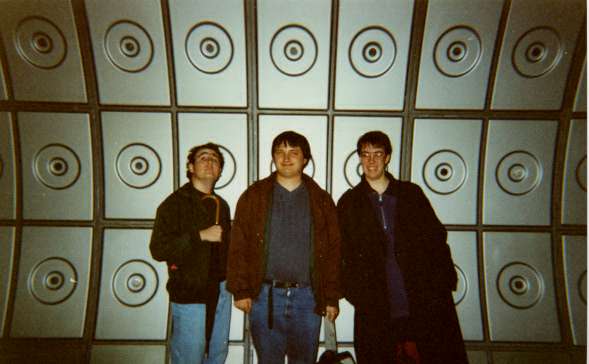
[360,151,386,160]
[195,152,220,165]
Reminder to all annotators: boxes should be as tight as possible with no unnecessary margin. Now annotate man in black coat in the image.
[337,131,467,364]
[150,143,232,364]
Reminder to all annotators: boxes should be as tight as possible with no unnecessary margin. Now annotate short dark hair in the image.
[271,131,312,165]
[186,142,225,180]
[356,131,392,156]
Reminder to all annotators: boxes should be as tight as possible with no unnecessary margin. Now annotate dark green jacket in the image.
[150,182,231,303]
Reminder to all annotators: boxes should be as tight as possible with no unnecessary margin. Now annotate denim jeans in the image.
[170,281,232,364]
[250,284,321,364]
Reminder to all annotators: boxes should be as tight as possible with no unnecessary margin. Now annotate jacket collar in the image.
[358,171,400,197]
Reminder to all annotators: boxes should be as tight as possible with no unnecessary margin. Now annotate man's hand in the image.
[199,225,223,242]
[234,298,252,313]
[325,305,339,322]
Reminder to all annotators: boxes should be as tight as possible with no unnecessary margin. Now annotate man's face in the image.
[188,148,222,183]
[273,142,307,179]
[359,143,391,181]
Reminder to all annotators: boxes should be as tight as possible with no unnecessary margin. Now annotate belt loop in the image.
[268,284,273,330]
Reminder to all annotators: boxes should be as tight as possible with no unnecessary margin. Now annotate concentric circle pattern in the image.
[30,257,77,305]
[186,22,233,74]
[434,26,481,77]
[349,27,396,78]
[34,144,81,190]
[576,156,586,191]
[116,144,161,189]
[423,150,467,195]
[113,260,158,307]
[453,265,467,305]
[343,151,363,188]
[105,21,153,73]
[497,262,543,309]
[16,17,67,69]
[513,27,562,78]
[496,151,542,196]
[270,25,317,76]
[270,157,315,178]
[215,145,236,189]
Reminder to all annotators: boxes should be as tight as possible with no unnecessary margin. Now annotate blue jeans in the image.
[170,281,231,364]
[250,284,321,364]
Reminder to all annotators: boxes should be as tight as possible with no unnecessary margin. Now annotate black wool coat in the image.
[337,174,467,363]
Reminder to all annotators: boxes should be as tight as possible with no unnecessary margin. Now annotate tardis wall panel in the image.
[415,0,503,109]
[411,119,482,225]
[332,116,403,203]
[562,235,587,346]
[562,119,587,225]
[11,226,92,338]
[257,0,332,109]
[90,345,166,364]
[0,58,7,100]
[18,112,93,221]
[84,0,170,105]
[101,112,173,219]
[334,0,413,110]
[95,229,168,340]
[491,0,584,110]
[573,59,586,112]
[0,227,15,338]
[258,115,328,188]
[0,113,16,220]
[0,0,86,102]
[169,0,247,106]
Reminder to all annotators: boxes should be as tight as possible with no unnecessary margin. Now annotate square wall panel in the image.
[574,59,586,112]
[85,0,170,105]
[483,120,557,226]
[493,352,570,364]
[178,113,248,218]
[169,0,247,106]
[0,113,16,220]
[11,227,92,337]
[562,119,586,225]
[562,235,586,346]
[415,0,502,109]
[483,232,560,342]
[257,0,331,109]
[226,344,245,364]
[258,115,328,188]
[447,231,483,341]
[0,0,86,102]
[18,112,93,220]
[95,229,168,340]
[0,227,15,337]
[91,345,165,364]
[102,112,173,219]
[332,116,402,203]
[411,119,482,225]
[491,0,584,110]
[334,0,413,110]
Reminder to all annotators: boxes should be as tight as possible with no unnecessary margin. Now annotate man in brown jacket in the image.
[227,131,341,364]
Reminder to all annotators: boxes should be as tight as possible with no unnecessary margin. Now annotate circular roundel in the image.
[105,21,154,73]
[576,156,586,191]
[30,257,77,305]
[497,262,543,309]
[116,143,161,189]
[270,25,318,76]
[34,144,81,190]
[214,145,236,190]
[423,150,467,195]
[343,150,363,188]
[453,264,468,305]
[185,22,234,74]
[434,26,481,77]
[16,17,67,69]
[113,260,159,307]
[496,151,542,196]
[349,26,396,78]
[513,27,562,78]
[270,157,316,178]
[579,270,587,304]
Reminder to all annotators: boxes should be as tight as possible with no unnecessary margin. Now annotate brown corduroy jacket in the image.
[226,172,342,314]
